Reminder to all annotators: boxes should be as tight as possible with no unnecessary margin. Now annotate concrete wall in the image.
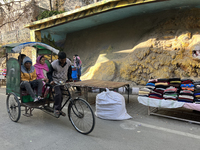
[0,0,101,45]
[0,1,49,45]
[63,12,153,66]
[0,28,30,45]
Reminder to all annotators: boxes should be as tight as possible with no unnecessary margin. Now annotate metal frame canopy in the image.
[2,42,59,54]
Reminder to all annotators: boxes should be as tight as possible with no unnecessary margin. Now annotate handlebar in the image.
[46,81,72,88]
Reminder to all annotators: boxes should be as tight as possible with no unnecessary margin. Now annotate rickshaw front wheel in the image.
[68,98,95,135]
[6,92,21,122]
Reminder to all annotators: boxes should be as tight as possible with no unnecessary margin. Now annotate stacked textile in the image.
[138,78,200,104]
[163,86,178,100]
[193,80,200,103]
[149,79,169,99]
[169,78,181,88]
[145,82,155,90]
[149,90,163,99]
[138,80,156,97]
[180,84,194,91]
[181,79,193,84]
[138,87,151,97]
[148,79,157,83]
[155,79,169,90]
[178,83,194,103]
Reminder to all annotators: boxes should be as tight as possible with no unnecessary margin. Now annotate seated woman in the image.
[34,56,49,81]
[34,55,49,98]
[20,56,43,102]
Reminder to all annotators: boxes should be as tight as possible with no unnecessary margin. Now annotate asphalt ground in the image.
[1,88,200,150]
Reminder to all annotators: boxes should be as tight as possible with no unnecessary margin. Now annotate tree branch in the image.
[0,1,34,29]
[0,11,25,28]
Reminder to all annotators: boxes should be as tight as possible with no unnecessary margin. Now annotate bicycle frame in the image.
[53,82,76,111]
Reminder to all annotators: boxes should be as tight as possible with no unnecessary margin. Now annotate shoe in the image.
[54,110,60,118]
[34,97,39,102]
[38,96,44,100]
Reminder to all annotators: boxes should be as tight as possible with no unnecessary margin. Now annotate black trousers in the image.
[53,85,64,110]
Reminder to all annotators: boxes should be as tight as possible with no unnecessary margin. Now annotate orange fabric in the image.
[182,87,194,91]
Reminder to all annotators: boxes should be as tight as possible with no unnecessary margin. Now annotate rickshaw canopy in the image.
[4,42,59,96]
[2,42,59,54]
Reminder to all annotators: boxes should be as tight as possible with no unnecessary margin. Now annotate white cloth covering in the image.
[138,96,185,108]
[138,96,200,112]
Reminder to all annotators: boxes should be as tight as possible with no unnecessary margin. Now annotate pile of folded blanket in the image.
[145,82,155,90]
[138,80,155,97]
[194,80,200,103]
[138,78,200,103]
[181,79,193,84]
[138,87,151,97]
[177,79,194,103]
[169,78,181,88]
[149,79,169,99]
[163,86,178,100]
[162,78,180,100]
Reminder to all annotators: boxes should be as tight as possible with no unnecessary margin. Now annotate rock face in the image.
[81,8,200,85]
[120,33,200,85]
[83,60,116,80]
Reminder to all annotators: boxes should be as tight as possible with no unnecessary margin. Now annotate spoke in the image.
[69,99,94,134]
[7,93,20,122]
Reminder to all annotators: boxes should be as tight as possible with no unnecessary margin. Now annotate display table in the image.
[70,79,130,102]
[138,96,200,124]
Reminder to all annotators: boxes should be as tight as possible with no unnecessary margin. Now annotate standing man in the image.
[73,54,82,81]
[47,51,73,117]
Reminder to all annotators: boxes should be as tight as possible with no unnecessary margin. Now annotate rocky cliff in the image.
[78,8,200,86]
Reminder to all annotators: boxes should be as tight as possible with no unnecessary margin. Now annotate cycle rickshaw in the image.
[2,42,95,135]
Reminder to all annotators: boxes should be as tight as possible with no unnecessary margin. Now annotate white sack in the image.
[95,88,132,120]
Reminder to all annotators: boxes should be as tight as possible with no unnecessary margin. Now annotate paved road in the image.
[1,88,200,150]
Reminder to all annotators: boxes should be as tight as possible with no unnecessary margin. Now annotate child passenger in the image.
[20,56,43,102]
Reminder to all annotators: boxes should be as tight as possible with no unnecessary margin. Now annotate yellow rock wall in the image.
[81,8,200,85]
[119,32,200,85]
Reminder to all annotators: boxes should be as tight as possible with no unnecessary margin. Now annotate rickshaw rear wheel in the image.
[68,98,95,135]
[6,92,21,122]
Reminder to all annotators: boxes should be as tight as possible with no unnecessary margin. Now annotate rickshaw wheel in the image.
[68,98,95,135]
[6,93,21,122]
